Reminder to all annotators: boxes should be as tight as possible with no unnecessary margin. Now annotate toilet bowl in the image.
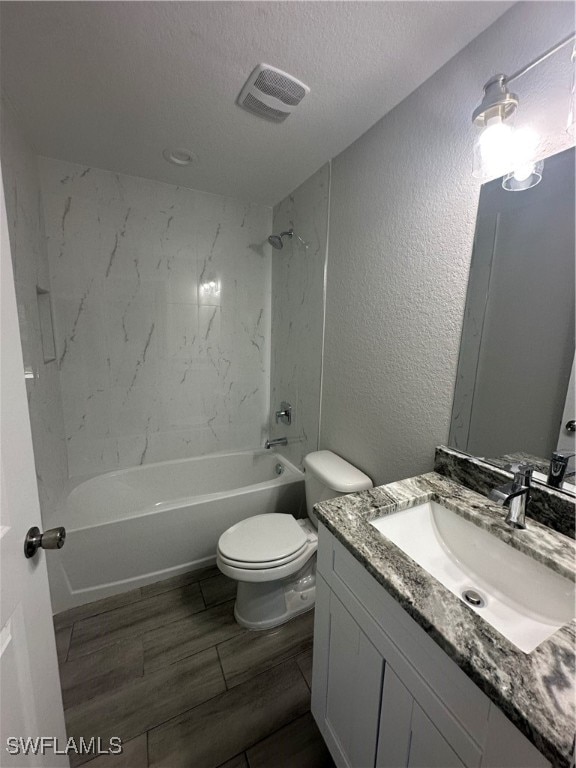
[217,450,372,630]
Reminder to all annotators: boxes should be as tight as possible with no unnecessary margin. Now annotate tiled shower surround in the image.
[269,164,329,468]
[38,158,272,477]
[0,106,69,523]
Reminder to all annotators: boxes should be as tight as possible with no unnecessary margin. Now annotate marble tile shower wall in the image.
[0,107,68,521]
[269,164,329,468]
[38,158,272,477]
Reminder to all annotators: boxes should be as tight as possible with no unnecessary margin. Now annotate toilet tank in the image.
[303,450,373,528]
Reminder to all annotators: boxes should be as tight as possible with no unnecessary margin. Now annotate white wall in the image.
[269,164,329,467]
[39,158,272,477]
[320,2,575,485]
[0,104,69,525]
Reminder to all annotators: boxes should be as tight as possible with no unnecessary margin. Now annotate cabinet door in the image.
[324,591,385,768]
[377,667,414,768]
[481,705,549,768]
[408,704,465,768]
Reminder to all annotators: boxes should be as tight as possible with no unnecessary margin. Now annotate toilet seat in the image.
[218,546,307,569]
[217,515,318,583]
[218,513,308,567]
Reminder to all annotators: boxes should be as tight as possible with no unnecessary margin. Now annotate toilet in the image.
[217,450,373,630]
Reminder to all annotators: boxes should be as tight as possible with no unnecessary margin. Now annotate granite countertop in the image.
[314,471,576,768]
[435,446,576,538]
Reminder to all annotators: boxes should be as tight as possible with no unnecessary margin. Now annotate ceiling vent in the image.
[238,64,310,123]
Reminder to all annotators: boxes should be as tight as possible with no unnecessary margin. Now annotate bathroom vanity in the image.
[311,473,575,768]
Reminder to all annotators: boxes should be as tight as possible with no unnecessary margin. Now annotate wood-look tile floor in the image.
[53,567,334,768]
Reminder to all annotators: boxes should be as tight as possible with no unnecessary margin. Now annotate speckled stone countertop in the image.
[435,446,575,538]
[314,472,576,768]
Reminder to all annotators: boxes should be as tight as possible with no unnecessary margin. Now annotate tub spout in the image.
[265,437,288,449]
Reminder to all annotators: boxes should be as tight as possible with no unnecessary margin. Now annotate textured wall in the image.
[0,104,68,524]
[269,164,329,467]
[320,2,575,485]
[39,158,272,477]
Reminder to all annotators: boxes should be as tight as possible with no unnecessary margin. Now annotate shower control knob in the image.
[24,525,66,559]
[275,402,292,426]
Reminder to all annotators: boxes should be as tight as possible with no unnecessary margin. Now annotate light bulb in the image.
[479,120,512,148]
[504,127,541,188]
[479,121,513,166]
[473,116,514,179]
[512,163,535,182]
[502,156,544,192]
[512,127,539,164]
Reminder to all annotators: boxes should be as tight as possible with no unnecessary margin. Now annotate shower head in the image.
[268,230,293,250]
[267,229,309,251]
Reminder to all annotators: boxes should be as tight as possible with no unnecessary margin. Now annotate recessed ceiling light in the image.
[162,148,196,166]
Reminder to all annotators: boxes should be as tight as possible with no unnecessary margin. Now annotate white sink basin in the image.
[370,501,575,653]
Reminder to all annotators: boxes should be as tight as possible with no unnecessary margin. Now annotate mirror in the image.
[449,146,575,494]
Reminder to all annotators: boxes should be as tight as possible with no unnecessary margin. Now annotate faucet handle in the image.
[505,462,533,486]
[275,402,292,426]
[551,451,576,460]
[505,461,532,473]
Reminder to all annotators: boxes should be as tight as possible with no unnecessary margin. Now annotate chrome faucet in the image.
[488,463,533,529]
[547,451,575,488]
[265,437,288,449]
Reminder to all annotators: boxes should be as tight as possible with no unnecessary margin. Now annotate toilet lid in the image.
[218,514,308,564]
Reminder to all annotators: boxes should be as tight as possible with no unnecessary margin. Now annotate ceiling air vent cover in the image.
[238,64,310,123]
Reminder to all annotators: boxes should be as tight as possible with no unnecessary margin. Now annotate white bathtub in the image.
[49,450,305,613]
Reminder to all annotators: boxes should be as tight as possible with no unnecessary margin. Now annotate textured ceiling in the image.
[0,1,513,205]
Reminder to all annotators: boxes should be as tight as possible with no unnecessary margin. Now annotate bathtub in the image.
[49,450,305,613]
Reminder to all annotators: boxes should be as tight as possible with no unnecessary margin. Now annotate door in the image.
[0,167,68,766]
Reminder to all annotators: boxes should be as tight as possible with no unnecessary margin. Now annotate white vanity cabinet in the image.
[378,668,465,768]
[311,524,550,768]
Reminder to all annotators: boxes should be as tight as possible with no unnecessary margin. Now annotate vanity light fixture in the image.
[472,32,576,189]
[472,75,518,181]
